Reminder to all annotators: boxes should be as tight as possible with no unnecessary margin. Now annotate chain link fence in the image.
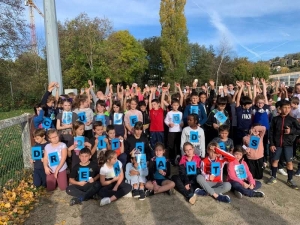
[0,114,32,189]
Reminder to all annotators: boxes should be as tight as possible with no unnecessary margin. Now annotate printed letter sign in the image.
[186,161,197,175]
[129,115,138,127]
[211,162,220,176]
[111,138,120,150]
[79,167,89,181]
[48,152,59,167]
[249,136,260,150]
[31,146,42,160]
[189,131,198,143]
[77,112,87,123]
[156,157,166,170]
[135,142,145,154]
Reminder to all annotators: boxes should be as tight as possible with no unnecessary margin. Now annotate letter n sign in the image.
[79,167,89,181]
[211,162,220,176]
[190,131,198,143]
[114,162,121,176]
[31,146,42,160]
[186,161,197,175]
[48,152,59,167]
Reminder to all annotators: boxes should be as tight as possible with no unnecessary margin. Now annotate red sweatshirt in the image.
[201,156,227,182]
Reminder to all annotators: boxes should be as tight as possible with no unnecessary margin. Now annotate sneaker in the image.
[216,194,231,203]
[175,155,181,166]
[253,191,265,197]
[69,197,82,206]
[286,179,299,190]
[295,169,300,177]
[132,189,140,198]
[266,176,277,185]
[100,197,111,206]
[166,188,175,195]
[139,190,146,201]
[234,190,243,199]
[278,168,288,176]
[194,188,207,196]
[145,189,154,197]
[188,194,197,205]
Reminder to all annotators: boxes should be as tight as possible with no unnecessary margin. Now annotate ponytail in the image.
[98,150,116,168]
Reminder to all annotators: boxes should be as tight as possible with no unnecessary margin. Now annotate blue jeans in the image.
[150,131,164,155]
[231,180,262,197]
[33,169,46,188]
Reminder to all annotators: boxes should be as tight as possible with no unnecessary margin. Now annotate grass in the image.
[0,109,32,121]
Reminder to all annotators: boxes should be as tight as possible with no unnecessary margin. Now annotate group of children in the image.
[30,77,300,207]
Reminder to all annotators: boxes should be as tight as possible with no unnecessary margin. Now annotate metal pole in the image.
[43,0,63,94]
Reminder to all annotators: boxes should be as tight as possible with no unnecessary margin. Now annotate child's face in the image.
[130,101,137,110]
[107,129,116,139]
[151,102,159,110]
[250,127,259,136]
[191,96,199,104]
[234,152,243,161]
[113,105,120,113]
[96,104,105,113]
[184,145,195,157]
[291,103,298,110]
[155,146,165,157]
[217,104,226,111]
[187,116,197,127]
[207,149,217,160]
[268,99,273,106]
[134,129,143,137]
[76,125,85,136]
[96,91,104,99]
[199,95,207,104]
[34,135,45,144]
[281,104,291,116]
[140,105,146,112]
[219,130,229,139]
[79,153,91,164]
[108,154,117,165]
[83,99,89,108]
[172,102,179,111]
[63,101,71,111]
[48,132,59,144]
[36,107,42,116]
[94,126,104,136]
[256,100,265,108]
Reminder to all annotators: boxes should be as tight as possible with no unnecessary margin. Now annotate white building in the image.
[269,71,300,86]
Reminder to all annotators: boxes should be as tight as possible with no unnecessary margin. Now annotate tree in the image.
[104,30,148,84]
[0,0,28,58]
[232,57,253,81]
[252,61,270,80]
[160,0,189,84]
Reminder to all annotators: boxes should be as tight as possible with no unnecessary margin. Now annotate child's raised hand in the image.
[106,78,110,84]
[88,79,93,87]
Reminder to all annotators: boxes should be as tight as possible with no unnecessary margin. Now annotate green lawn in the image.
[0,109,33,120]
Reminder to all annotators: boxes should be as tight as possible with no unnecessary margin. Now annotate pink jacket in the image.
[243,126,266,160]
[227,159,255,186]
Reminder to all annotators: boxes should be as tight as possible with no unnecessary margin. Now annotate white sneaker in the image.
[278,168,288,176]
[100,197,111,206]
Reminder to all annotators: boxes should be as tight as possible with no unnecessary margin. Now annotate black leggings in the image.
[66,182,101,200]
[99,181,131,199]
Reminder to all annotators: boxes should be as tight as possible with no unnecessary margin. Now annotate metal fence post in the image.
[21,115,32,169]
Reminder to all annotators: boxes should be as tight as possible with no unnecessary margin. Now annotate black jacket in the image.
[178,164,201,185]
[148,157,171,181]
[269,115,300,147]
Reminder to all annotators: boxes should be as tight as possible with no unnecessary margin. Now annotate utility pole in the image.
[43,0,63,94]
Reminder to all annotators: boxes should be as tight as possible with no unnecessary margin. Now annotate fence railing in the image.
[0,114,32,188]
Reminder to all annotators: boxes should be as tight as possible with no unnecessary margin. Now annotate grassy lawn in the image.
[0,109,32,120]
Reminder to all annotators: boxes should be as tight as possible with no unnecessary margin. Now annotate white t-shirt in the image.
[291,105,300,119]
[100,160,122,179]
[164,110,183,132]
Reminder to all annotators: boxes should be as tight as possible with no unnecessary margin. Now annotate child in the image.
[212,125,234,153]
[73,94,94,139]
[40,82,58,128]
[206,97,230,144]
[125,151,148,200]
[124,98,143,135]
[243,124,266,179]
[65,121,92,169]
[290,97,300,176]
[105,125,127,167]
[31,129,48,188]
[227,146,265,198]
[32,104,44,129]
[43,129,68,191]
[171,142,201,205]
[98,150,132,206]
[145,143,175,195]
[90,121,106,163]
[183,92,207,126]
[94,100,110,131]
[195,142,231,203]
[67,148,101,205]
[138,101,150,137]
[125,121,151,161]
[56,99,78,135]
[110,100,126,139]
[235,82,253,145]
[180,114,205,158]
[164,98,183,163]
[268,100,300,189]
[149,87,165,150]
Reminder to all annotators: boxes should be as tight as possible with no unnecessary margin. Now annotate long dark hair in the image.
[98,150,117,168]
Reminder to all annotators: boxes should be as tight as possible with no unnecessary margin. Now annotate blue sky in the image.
[31,0,300,62]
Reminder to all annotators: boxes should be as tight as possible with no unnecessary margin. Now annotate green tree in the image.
[232,57,253,81]
[160,0,189,84]
[252,61,270,79]
[104,30,148,84]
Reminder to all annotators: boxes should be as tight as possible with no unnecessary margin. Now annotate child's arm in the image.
[105,78,110,96]
[125,163,132,181]
[100,174,118,186]
[113,168,124,191]
[247,82,252,100]
[43,150,51,175]
[199,104,207,126]
[235,81,244,107]
[261,78,268,105]
[69,178,87,186]
[149,87,156,110]
[91,138,97,156]
[227,162,244,186]
[199,128,205,158]
[120,139,124,153]
[54,146,67,178]
[252,78,258,104]
[176,83,184,106]
[41,82,56,104]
